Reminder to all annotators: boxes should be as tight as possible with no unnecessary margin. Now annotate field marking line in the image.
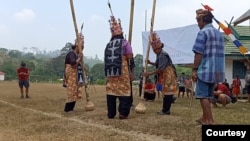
[0,99,172,141]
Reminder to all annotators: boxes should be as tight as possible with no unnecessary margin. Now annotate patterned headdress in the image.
[109,16,123,36]
[75,33,84,48]
[151,32,162,49]
[196,8,210,19]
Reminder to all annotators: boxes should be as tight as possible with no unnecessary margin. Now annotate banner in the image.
[141,24,200,65]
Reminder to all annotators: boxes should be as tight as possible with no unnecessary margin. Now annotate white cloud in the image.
[12,9,36,22]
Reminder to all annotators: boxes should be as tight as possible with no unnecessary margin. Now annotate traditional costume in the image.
[151,32,178,115]
[64,35,84,112]
[104,16,133,119]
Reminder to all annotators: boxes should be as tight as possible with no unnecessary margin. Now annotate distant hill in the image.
[84,56,103,68]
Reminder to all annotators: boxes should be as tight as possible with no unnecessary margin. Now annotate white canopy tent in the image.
[141,24,200,65]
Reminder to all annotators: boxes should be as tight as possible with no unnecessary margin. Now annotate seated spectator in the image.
[144,78,156,101]
[210,82,232,108]
[223,78,230,90]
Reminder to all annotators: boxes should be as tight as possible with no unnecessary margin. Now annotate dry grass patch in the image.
[0,81,249,141]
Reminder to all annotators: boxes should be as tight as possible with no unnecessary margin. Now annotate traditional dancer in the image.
[145,32,177,115]
[63,35,83,113]
[104,15,134,119]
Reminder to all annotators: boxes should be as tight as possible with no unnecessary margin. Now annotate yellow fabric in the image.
[161,66,178,95]
[106,56,131,96]
[65,64,81,103]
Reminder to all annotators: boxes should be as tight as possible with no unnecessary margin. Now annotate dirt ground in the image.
[0,81,249,141]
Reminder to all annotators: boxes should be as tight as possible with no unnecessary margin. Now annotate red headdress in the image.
[151,32,162,49]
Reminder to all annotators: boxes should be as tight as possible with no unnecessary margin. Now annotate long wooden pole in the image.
[135,0,157,114]
[145,0,156,66]
[128,0,134,43]
[145,10,147,32]
[69,0,94,111]
[127,0,136,110]
[69,0,79,45]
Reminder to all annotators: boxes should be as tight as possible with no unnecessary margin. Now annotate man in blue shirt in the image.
[192,8,225,125]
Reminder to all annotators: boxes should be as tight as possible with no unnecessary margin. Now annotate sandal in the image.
[119,115,128,120]
[195,118,202,125]
[195,118,207,125]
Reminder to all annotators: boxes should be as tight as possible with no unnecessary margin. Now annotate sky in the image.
[0,0,250,60]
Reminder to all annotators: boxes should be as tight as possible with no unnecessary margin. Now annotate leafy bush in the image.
[95,79,106,85]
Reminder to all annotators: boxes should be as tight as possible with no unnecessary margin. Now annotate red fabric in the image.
[203,5,214,11]
[17,67,29,80]
[157,77,163,84]
[145,83,155,90]
[232,78,241,95]
[232,79,241,87]
[217,84,230,96]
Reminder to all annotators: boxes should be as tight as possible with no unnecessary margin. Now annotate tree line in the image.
[0,43,191,85]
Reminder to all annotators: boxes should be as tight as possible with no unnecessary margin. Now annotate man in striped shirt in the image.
[192,8,225,125]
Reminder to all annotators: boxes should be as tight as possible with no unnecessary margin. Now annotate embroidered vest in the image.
[104,39,123,77]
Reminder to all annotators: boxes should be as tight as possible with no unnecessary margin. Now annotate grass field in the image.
[0,81,249,141]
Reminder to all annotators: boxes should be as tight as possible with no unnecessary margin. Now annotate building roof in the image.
[0,71,6,75]
[224,25,250,59]
[233,9,250,26]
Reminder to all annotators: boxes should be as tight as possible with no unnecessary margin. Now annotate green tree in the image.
[133,54,143,80]
[61,42,73,56]
[1,61,17,80]
[90,63,105,81]
[0,48,8,54]
[22,52,35,60]
[8,50,22,58]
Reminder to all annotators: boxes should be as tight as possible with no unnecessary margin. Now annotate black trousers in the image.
[144,92,156,101]
[162,95,173,113]
[139,84,142,97]
[107,95,131,119]
[129,81,133,106]
[64,101,76,112]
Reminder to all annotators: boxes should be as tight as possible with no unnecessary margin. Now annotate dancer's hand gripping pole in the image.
[69,0,94,111]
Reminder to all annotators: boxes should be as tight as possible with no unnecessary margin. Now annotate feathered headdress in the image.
[151,32,162,49]
[75,33,84,48]
[109,16,123,36]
